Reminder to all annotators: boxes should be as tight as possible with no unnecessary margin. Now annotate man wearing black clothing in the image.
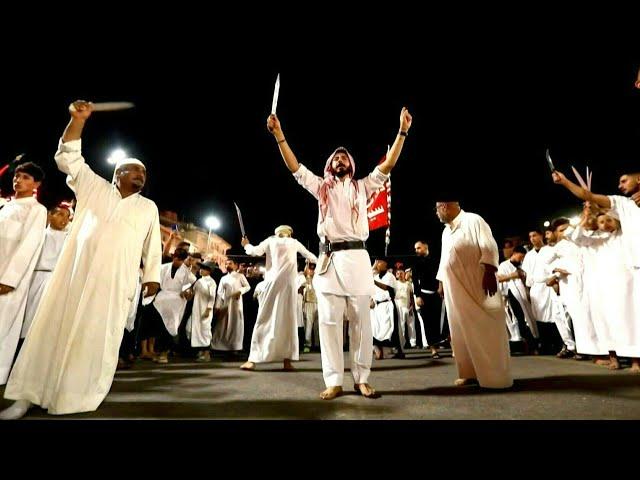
[412,241,446,357]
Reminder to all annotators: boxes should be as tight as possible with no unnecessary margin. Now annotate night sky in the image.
[2,31,638,260]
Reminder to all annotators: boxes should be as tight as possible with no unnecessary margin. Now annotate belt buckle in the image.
[325,241,332,253]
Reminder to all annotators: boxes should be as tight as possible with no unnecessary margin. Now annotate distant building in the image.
[160,210,231,266]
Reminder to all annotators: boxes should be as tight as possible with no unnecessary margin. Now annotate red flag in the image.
[367,154,391,231]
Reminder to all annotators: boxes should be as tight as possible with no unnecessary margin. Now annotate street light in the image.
[107,149,127,165]
[543,220,551,228]
[205,215,221,253]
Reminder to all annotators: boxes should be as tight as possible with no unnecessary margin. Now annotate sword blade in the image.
[70,101,135,112]
[545,148,556,172]
[234,202,246,237]
[271,74,280,115]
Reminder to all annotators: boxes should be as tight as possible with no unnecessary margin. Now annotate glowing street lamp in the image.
[543,220,551,228]
[205,215,221,252]
[107,149,127,165]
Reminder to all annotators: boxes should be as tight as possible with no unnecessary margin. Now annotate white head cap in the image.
[112,158,146,184]
[274,225,293,237]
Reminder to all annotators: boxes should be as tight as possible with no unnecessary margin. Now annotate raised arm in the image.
[267,114,301,173]
[552,170,611,209]
[379,107,413,175]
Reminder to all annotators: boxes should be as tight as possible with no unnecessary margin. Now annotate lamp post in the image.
[205,215,221,253]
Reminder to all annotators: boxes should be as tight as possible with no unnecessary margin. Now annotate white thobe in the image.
[186,275,217,347]
[550,235,602,355]
[0,196,47,383]
[296,272,307,328]
[522,246,559,324]
[371,271,396,342]
[607,195,640,356]
[153,263,196,336]
[293,164,388,387]
[394,280,416,347]
[497,260,539,339]
[437,210,512,388]
[22,227,69,338]
[211,272,250,351]
[303,277,319,346]
[244,236,317,363]
[125,271,143,333]
[4,139,162,414]
[571,227,639,356]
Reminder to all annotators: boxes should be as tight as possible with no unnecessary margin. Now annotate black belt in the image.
[375,299,391,305]
[34,269,52,272]
[320,240,366,254]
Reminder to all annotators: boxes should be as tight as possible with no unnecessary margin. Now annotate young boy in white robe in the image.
[0,162,47,384]
[185,261,217,363]
[21,204,71,340]
[497,245,540,354]
[211,259,251,354]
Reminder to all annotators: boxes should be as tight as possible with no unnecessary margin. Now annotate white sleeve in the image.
[295,240,318,263]
[54,138,105,201]
[362,166,389,199]
[245,237,270,257]
[141,205,162,285]
[474,216,499,268]
[292,164,323,200]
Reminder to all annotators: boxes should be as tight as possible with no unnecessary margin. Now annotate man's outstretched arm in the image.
[552,170,611,209]
[379,107,413,175]
[267,114,300,173]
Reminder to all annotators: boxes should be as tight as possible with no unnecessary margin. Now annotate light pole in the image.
[205,215,221,253]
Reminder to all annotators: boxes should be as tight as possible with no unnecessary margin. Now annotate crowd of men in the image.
[0,86,639,418]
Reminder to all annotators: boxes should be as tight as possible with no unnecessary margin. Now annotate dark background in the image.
[1,24,638,259]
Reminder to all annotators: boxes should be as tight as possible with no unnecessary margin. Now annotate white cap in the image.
[112,158,146,184]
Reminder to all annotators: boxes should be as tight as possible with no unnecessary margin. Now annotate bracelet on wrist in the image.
[277,138,287,144]
[399,131,408,137]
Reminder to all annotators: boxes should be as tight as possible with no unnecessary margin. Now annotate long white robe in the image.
[571,227,639,356]
[436,210,512,388]
[211,271,250,351]
[186,275,217,347]
[303,277,319,346]
[22,227,69,338]
[296,272,306,328]
[371,271,396,342]
[522,246,558,324]
[497,260,539,340]
[125,270,143,333]
[153,263,196,336]
[4,139,162,414]
[394,280,416,347]
[0,196,47,383]
[244,236,317,363]
[550,235,603,355]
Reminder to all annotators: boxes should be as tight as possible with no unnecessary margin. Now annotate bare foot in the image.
[608,358,621,370]
[630,360,640,373]
[594,359,610,366]
[454,378,479,386]
[354,383,380,399]
[240,361,256,371]
[0,400,32,420]
[373,346,383,360]
[319,386,343,400]
[283,359,295,371]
